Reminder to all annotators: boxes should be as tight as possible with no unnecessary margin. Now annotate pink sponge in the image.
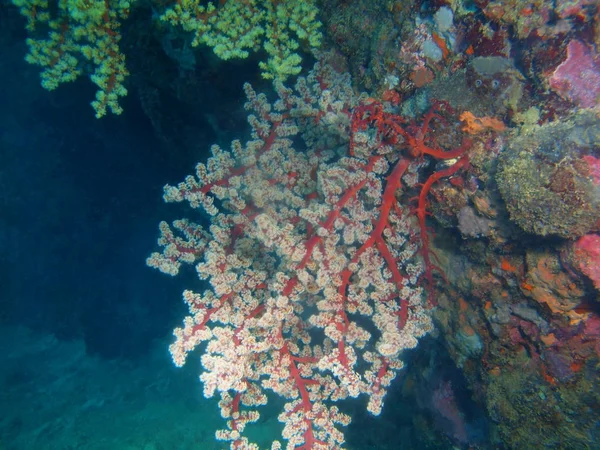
[573,234,600,290]
[549,40,600,109]
[583,155,600,185]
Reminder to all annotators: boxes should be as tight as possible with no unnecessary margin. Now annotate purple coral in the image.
[431,381,468,443]
[549,40,600,109]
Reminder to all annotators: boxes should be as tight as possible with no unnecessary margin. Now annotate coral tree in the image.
[13,0,131,117]
[13,0,323,117]
[160,0,322,80]
[147,59,471,449]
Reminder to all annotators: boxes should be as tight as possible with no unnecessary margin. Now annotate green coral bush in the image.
[160,0,322,80]
[13,0,322,116]
[13,0,131,117]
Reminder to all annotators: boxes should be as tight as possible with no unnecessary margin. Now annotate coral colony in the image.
[12,0,322,117]
[13,0,600,447]
[147,60,477,449]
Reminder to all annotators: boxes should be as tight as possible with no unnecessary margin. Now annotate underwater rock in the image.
[522,249,588,325]
[496,111,600,238]
[458,206,492,238]
[465,55,525,114]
